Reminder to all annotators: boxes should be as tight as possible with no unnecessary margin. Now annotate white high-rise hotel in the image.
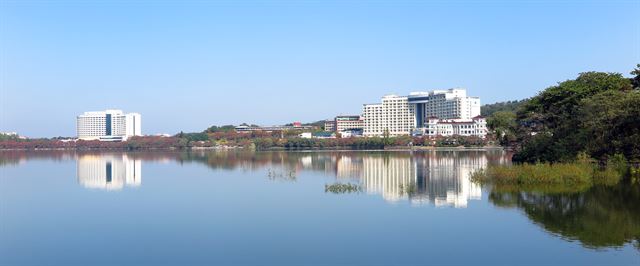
[363,88,486,137]
[363,95,415,136]
[77,109,141,141]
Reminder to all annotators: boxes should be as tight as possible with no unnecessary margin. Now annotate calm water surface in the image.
[0,150,638,265]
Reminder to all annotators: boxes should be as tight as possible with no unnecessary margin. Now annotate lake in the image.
[0,150,638,265]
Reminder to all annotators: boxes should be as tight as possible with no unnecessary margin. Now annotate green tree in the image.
[0,133,18,141]
[487,111,517,145]
[205,125,236,133]
[180,132,208,142]
[580,90,640,161]
[481,99,527,117]
[631,63,640,89]
[513,71,635,163]
[382,129,392,146]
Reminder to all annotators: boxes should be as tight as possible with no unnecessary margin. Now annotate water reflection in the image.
[1,150,638,252]
[175,150,503,207]
[77,154,141,190]
[489,183,640,250]
[355,154,485,207]
[414,154,485,207]
[179,151,497,207]
[2,150,506,206]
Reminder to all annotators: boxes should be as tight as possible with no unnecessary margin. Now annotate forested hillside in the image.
[509,65,640,163]
[481,100,527,117]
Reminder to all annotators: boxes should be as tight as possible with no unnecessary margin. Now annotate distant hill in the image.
[303,120,326,127]
[481,99,528,116]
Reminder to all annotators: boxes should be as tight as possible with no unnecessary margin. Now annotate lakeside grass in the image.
[470,162,625,193]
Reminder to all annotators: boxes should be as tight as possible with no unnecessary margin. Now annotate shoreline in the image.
[0,146,507,152]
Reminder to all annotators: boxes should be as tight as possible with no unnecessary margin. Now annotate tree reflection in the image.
[489,182,640,250]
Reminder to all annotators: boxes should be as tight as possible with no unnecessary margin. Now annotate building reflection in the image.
[361,155,416,203]
[357,152,486,207]
[67,149,499,204]
[77,154,141,190]
[291,151,492,207]
[413,153,485,207]
[335,155,363,180]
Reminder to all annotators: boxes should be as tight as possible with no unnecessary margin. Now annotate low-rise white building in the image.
[421,116,487,138]
[339,129,363,138]
[235,123,313,132]
[298,132,336,139]
[335,115,364,132]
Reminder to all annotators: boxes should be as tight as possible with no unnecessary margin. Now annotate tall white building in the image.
[363,95,416,137]
[77,109,141,141]
[363,89,485,138]
[408,88,481,126]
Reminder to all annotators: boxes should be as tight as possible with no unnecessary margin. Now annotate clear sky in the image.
[1,0,638,137]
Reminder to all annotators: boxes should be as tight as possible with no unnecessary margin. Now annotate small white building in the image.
[335,115,364,132]
[77,109,141,141]
[298,132,336,139]
[339,129,363,138]
[420,116,487,138]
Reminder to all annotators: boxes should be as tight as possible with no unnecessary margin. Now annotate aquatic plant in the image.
[399,184,417,196]
[267,168,297,181]
[325,183,362,194]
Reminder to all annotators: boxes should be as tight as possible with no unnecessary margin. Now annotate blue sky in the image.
[1,0,638,137]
